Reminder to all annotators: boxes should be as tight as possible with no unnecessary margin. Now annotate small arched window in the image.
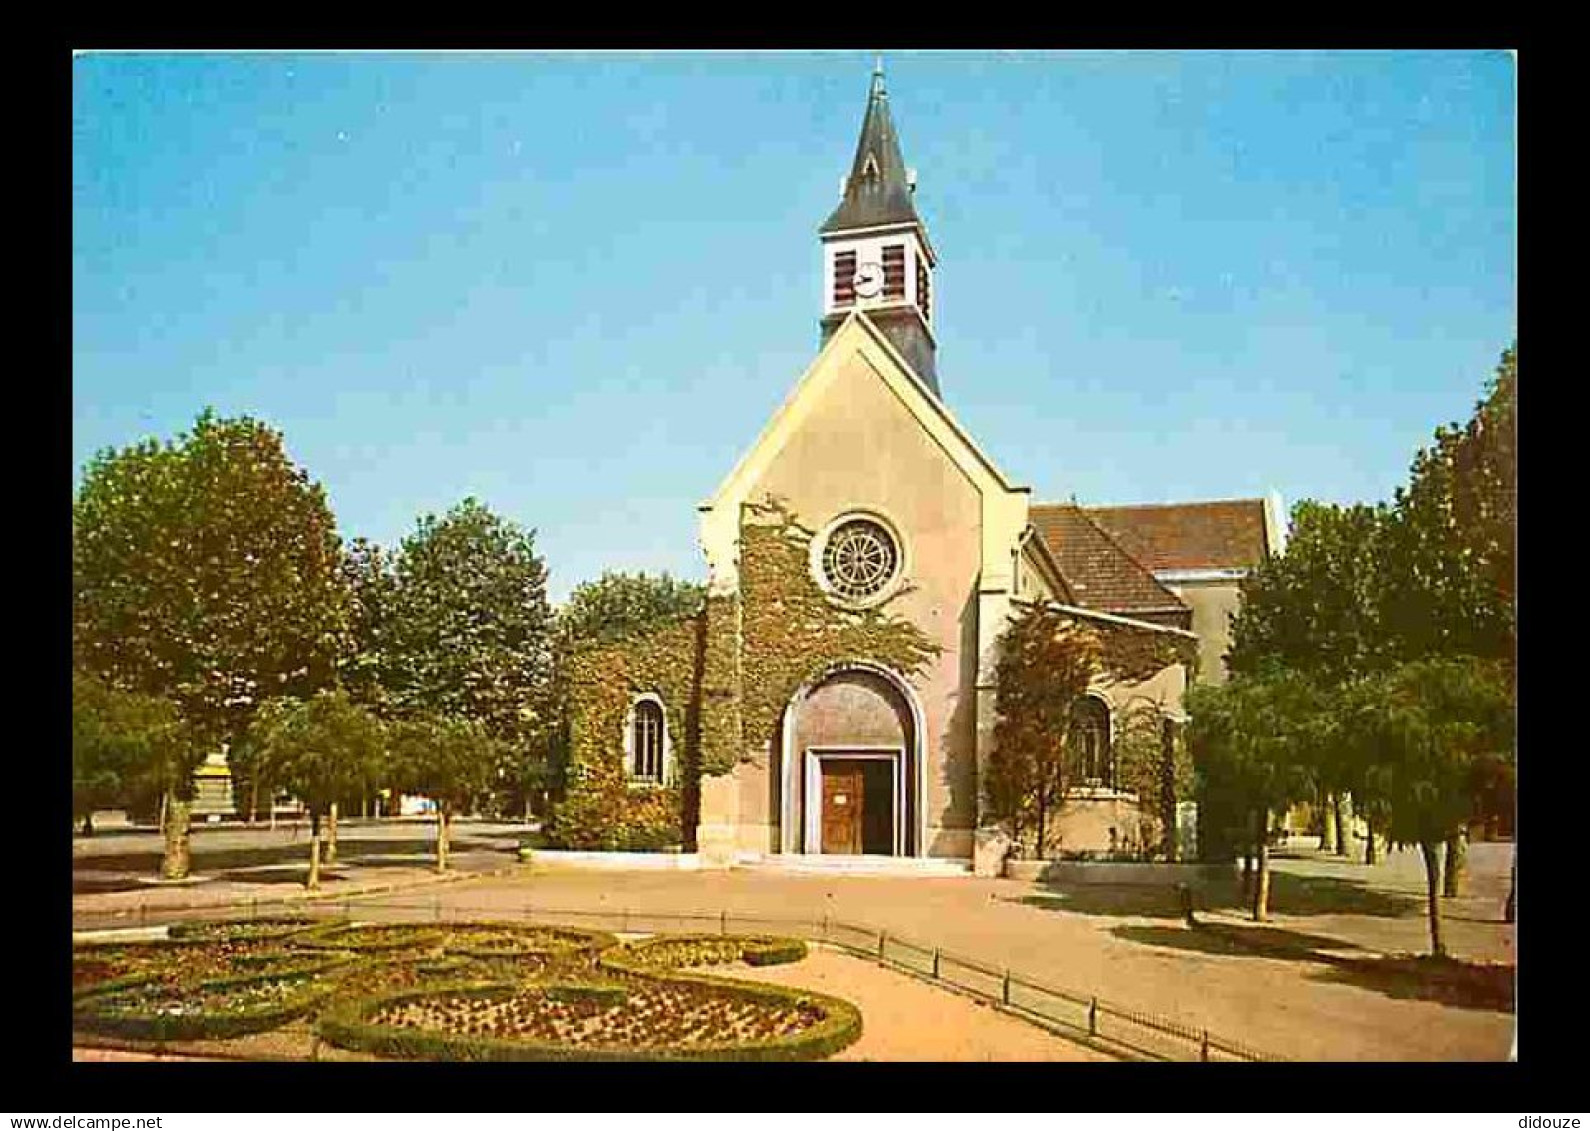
[1068,697,1113,788]
[631,699,665,783]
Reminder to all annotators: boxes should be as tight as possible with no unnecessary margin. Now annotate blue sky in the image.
[73,50,1516,603]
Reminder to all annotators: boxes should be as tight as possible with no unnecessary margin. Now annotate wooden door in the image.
[821,762,864,855]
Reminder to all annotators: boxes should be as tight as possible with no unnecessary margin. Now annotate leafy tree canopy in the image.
[1338,657,1514,849]
[253,690,385,818]
[987,603,1104,845]
[557,570,706,648]
[1226,499,1391,683]
[381,497,553,746]
[386,714,500,813]
[73,409,352,756]
[73,669,196,819]
[1383,346,1516,672]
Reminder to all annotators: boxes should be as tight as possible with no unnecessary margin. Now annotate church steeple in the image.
[819,61,940,395]
[821,61,921,236]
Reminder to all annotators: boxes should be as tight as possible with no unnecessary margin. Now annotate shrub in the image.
[73,963,347,1042]
[168,916,331,942]
[316,975,861,1062]
[294,923,448,953]
[544,982,629,1007]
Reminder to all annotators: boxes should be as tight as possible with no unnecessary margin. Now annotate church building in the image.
[557,66,1285,871]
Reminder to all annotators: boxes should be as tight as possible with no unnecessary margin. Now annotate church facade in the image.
[557,68,1284,868]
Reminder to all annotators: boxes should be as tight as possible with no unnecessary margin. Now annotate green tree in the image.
[557,571,705,647]
[341,537,400,717]
[253,690,385,889]
[382,499,553,815]
[387,715,499,872]
[1338,658,1514,955]
[72,670,195,843]
[1187,672,1320,920]
[1383,346,1516,674]
[988,604,1103,855]
[73,410,351,877]
[1227,499,1391,682]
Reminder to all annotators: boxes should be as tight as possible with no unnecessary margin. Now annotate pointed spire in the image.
[820,61,922,235]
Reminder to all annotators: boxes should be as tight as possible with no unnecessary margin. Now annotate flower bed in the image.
[168,916,329,942]
[74,918,855,1061]
[294,923,448,954]
[72,938,335,1000]
[439,923,616,961]
[612,934,808,970]
[317,973,860,1062]
[74,966,344,1042]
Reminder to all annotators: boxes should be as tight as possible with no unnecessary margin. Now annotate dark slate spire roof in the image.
[820,63,923,235]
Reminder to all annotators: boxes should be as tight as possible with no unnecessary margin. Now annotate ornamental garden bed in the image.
[318,974,857,1062]
[294,922,448,953]
[439,922,615,960]
[72,936,348,999]
[72,917,855,1061]
[74,966,345,1042]
[167,915,328,942]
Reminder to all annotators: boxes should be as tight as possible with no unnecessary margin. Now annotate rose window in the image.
[820,519,900,603]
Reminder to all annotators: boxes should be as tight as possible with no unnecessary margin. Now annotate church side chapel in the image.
[555,66,1283,870]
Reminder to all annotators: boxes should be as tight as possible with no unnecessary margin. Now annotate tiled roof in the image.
[1028,504,1190,622]
[1084,499,1271,573]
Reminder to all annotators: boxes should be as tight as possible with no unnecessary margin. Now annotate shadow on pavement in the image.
[1015,870,1418,921]
[1310,954,1515,1013]
[72,836,512,879]
[1015,887,1187,919]
[1110,922,1362,961]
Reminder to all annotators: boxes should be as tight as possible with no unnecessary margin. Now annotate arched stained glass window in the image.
[632,699,665,782]
[1068,697,1112,788]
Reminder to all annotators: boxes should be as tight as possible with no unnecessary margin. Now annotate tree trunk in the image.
[161,792,192,881]
[325,802,339,867]
[1035,790,1047,861]
[1364,818,1378,865]
[1320,793,1335,852]
[1332,793,1349,856]
[1504,852,1516,923]
[79,813,94,837]
[436,804,451,873]
[1251,810,1272,922]
[307,809,323,891]
[1240,847,1253,899]
[1443,828,1468,898]
[1419,839,1446,957]
[248,775,260,826]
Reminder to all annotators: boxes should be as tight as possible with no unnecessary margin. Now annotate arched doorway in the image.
[778,664,923,856]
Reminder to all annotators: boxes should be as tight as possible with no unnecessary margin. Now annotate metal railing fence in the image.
[73,894,1282,1062]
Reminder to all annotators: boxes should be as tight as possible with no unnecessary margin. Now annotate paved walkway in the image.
[71,818,527,925]
[71,824,1516,1061]
[330,842,1514,1062]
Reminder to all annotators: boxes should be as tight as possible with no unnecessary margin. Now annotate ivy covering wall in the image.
[550,617,697,850]
[555,497,939,848]
[554,495,1192,853]
[735,499,940,761]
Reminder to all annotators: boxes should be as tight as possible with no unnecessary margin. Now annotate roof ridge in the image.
[1078,497,1265,512]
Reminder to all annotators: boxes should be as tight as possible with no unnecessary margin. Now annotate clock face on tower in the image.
[851,260,883,298]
